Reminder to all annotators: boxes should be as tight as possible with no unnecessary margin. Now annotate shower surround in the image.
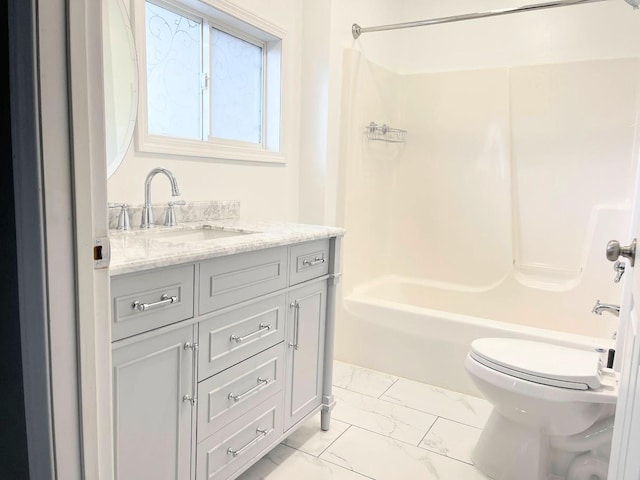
[336,51,640,395]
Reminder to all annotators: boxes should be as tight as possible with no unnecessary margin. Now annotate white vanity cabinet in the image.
[110,236,341,480]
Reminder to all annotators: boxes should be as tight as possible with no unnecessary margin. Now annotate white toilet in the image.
[464,338,618,480]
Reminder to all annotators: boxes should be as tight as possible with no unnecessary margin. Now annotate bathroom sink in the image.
[143,227,253,243]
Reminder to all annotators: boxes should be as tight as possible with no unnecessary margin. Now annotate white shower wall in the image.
[394,58,640,287]
[393,68,513,287]
[509,61,639,276]
[340,51,640,290]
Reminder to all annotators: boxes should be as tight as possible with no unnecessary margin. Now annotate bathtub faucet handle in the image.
[613,261,626,283]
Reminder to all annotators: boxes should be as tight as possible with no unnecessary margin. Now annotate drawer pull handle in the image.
[132,294,177,312]
[228,377,270,402]
[230,323,272,344]
[303,256,325,267]
[227,428,272,458]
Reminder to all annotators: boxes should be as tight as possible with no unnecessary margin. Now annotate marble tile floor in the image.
[239,361,492,480]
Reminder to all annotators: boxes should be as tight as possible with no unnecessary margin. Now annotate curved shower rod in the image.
[352,0,638,39]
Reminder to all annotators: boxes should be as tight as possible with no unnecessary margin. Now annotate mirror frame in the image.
[103,0,139,179]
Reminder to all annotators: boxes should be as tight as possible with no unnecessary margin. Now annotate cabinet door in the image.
[112,325,195,480]
[284,281,327,430]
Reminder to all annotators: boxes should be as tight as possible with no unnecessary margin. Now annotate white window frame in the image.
[131,0,286,164]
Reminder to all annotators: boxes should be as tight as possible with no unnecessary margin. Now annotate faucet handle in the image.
[108,203,130,231]
[613,261,626,283]
[165,201,186,227]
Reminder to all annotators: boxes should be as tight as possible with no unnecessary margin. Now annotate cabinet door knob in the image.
[183,342,198,351]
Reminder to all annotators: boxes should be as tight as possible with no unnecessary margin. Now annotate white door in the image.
[608,156,640,478]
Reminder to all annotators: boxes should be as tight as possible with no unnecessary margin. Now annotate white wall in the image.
[107,0,303,223]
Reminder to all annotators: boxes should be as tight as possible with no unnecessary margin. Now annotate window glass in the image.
[145,2,202,139]
[210,28,263,144]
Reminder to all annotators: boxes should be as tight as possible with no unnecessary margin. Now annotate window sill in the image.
[136,134,285,165]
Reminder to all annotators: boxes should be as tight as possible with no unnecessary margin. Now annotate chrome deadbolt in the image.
[606,239,637,267]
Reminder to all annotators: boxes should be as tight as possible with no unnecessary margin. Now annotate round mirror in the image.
[102,0,138,179]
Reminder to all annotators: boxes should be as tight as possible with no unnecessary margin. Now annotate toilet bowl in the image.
[464,338,617,480]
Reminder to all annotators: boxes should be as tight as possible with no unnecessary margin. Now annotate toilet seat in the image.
[470,338,603,390]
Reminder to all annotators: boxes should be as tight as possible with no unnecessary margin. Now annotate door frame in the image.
[10,0,113,477]
[67,0,114,477]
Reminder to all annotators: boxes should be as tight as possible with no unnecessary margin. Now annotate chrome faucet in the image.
[140,168,181,228]
[592,300,620,318]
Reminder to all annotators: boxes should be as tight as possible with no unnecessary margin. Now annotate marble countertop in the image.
[109,220,345,276]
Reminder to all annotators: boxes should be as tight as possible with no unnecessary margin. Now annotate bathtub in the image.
[342,274,616,396]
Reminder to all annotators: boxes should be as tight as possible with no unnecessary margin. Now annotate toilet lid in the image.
[470,338,603,390]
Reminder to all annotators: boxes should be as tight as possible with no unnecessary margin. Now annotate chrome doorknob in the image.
[606,239,636,266]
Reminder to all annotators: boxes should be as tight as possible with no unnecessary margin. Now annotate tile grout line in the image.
[318,425,378,480]
[376,378,399,399]
[316,423,353,458]
[368,393,487,430]
[333,364,487,473]
[438,416,484,430]
[416,441,476,467]
[342,424,481,470]
[281,441,377,480]
[321,457,377,480]
[333,364,488,424]
[333,384,388,401]
[416,416,439,447]
[336,361,487,402]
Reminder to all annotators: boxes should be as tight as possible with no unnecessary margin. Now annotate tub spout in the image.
[592,300,620,318]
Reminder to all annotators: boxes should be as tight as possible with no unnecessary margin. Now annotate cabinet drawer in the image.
[197,343,284,441]
[196,392,283,480]
[111,264,195,341]
[289,240,330,286]
[199,247,288,315]
[198,294,287,380]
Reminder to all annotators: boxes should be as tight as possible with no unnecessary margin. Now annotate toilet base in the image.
[473,409,549,480]
[473,409,614,480]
